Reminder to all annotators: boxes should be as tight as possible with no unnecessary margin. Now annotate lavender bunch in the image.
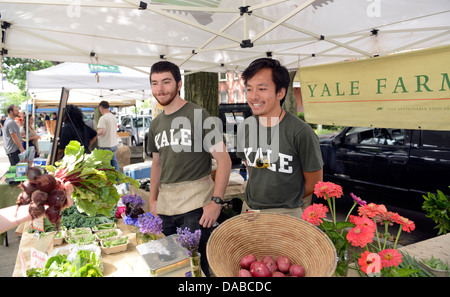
[137,212,163,240]
[176,227,202,257]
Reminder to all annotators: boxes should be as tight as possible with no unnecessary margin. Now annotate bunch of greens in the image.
[61,205,117,229]
[27,250,102,277]
[66,234,96,245]
[96,229,119,240]
[422,187,450,235]
[46,141,139,217]
[422,255,449,271]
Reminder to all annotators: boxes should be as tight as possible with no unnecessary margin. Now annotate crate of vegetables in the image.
[67,227,92,237]
[65,233,97,246]
[206,213,337,277]
[100,235,129,254]
[94,229,123,241]
[92,222,117,232]
[52,229,67,246]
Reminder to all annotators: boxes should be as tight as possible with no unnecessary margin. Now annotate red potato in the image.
[276,255,291,273]
[271,271,286,277]
[238,269,253,277]
[289,264,305,277]
[261,256,278,273]
[249,261,271,277]
[239,254,257,269]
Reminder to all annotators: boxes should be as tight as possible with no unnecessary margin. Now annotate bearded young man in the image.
[237,58,323,218]
[147,61,231,276]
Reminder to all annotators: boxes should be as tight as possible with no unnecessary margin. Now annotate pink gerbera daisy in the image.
[346,225,375,248]
[314,181,343,199]
[358,203,387,219]
[302,203,329,226]
[378,249,402,268]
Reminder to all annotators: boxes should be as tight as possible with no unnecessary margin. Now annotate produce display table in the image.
[0,180,24,245]
[399,233,450,265]
[11,220,191,277]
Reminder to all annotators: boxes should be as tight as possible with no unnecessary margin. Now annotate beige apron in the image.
[157,175,215,216]
[241,200,303,218]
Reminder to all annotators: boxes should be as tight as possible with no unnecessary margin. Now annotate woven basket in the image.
[206,213,337,277]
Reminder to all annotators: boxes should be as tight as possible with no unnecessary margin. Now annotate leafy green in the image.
[102,236,128,248]
[61,205,116,229]
[422,255,449,271]
[26,250,102,277]
[46,141,139,217]
[422,187,450,235]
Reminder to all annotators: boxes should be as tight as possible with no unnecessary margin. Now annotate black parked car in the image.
[319,127,450,212]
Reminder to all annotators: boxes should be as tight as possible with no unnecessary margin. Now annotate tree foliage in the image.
[2,57,55,91]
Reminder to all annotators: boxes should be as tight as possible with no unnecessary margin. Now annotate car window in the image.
[421,130,450,149]
[345,127,406,146]
[134,117,150,127]
[122,117,130,126]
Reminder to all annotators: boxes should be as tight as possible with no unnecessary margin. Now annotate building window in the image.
[219,73,227,81]
[220,92,228,103]
[234,91,239,103]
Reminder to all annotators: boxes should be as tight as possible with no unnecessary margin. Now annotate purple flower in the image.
[176,227,201,257]
[122,194,145,210]
[137,212,163,236]
[350,193,367,206]
[123,215,139,227]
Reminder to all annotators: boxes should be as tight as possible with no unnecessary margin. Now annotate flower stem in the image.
[393,226,403,249]
[345,202,358,222]
[373,218,381,251]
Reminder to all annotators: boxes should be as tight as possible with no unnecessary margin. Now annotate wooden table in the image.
[12,220,191,277]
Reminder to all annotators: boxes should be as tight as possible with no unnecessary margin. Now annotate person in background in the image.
[236,58,323,218]
[51,112,57,121]
[97,100,120,171]
[2,104,25,165]
[57,105,97,160]
[20,113,41,158]
[0,115,6,136]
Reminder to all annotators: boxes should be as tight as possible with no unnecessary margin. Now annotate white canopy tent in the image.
[26,62,152,108]
[0,0,449,73]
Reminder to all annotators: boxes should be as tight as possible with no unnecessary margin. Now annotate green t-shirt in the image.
[236,112,323,209]
[148,101,221,184]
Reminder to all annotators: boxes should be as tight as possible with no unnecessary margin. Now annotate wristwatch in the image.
[211,196,224,205]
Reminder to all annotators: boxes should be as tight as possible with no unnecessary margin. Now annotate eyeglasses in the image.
[255,157,270,169]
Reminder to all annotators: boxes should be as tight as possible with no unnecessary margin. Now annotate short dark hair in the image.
[99,100,110,109]
[7,104,16,114]
[242,58,290,106]
[150,61,182,84]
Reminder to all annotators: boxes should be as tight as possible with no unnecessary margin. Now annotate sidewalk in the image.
[0,137,21,277]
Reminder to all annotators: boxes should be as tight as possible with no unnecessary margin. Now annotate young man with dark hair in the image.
[237,58,323,217]
[2,104,25,165]
[97,100,120,171]
[147,61,231,276]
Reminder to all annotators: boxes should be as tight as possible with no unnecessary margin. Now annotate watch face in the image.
[212,197,222,204]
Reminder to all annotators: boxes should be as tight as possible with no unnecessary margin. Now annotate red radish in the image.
[289,264,305,277]
[276,255,291,273]
[239,254,257,269]
[249,261,270,277]
[271,271,286,277]
[238,269,253,277]
[261,256,277,273]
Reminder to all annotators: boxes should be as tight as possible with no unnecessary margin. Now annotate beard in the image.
[153,87,178,107]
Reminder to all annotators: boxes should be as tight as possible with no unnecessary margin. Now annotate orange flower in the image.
[392,213,416,233]
[358,251,380,274]
[378,249,402,268]
[302,203,329,226]
[358,203,387,219]
[346,225,375,248]
[314,181,343,199]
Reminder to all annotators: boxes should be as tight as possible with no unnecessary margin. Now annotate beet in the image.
[45,207,61,225]
[26,166,42,181]
[16,191,31,206]
[29,202,45,219]
[31,190,48,205]
[32,174,57,193]
[19,180,38,195]
[46,189,67,209]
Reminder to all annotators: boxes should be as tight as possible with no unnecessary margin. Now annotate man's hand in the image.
[199,201,222,228]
